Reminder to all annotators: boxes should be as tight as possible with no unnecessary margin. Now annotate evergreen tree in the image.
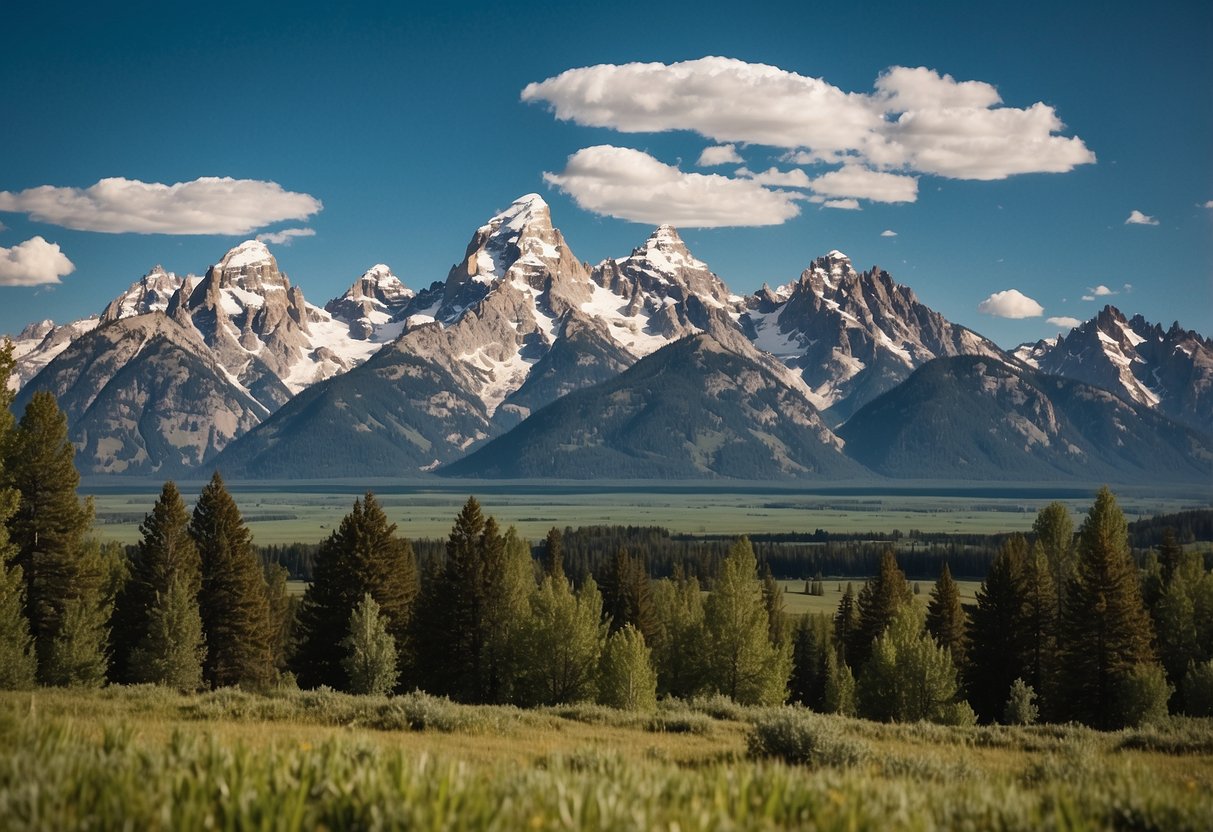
[480,526,534,704]
[341,593,398,696]
[789,613,831,709]
[110,481,199,683]
[858,604,962,724]
[1183,660,1213,717]
[966,534,1028,722]
[761,567,789,647]
[127,576,205,690]
[1019,542,1059,715]
[1003,678,1039,725]
[650,571,706,698]
[5,390,98,679]
[1157,527,1184,583]
[1149,546,1205,698]
[542,527,565,581]
[600,547,658,644]
[264,563,295,683]
[702,538,791,705]
[822,648,856,716]
[0,559,35,689]
[294,494,418,690]
[925,562,968,671]
[833,582,858,666]
[1033,502,1075,614]
[598,624,657,712]
[42,591,108,687]
[1059,487,1157,728]
[848,551,913,671]
[191,472,273,690]
[520,575,606,705]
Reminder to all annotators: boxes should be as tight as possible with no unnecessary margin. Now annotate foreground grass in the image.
[2,688,1211,830]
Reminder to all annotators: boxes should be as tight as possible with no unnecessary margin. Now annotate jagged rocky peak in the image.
[348,264,412,304]
[17,319,55,341]
[325,264,415,339]
[101,265,185,323]
[206,240,290,294]
[600,224,733,308]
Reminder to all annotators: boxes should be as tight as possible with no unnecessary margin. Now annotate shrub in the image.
[747,710,871,768]
[1116,664,1173,728]
[1004,679,1039,726]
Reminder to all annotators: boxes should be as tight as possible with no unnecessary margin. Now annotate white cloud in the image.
[1081,295,1095,301]
[1046,316,1082,329]
[523,58,1095,183]
[822,198,861,210]
[880,229,897,237]
[1125,209,1158,226]
[810,164,918,202]
[1088,284,1116,296]
[0,176,322,235]
[978,289,1044,318]
[697,144,743,166]
[543,146,802,227]
[735,166,814,188]
[255,227,316,245]
[0,236,75,286]
[1204,200,1213,209]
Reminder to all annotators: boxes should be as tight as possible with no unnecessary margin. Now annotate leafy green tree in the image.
[833,583,858,666]
[520,575,606,705]
[191,472,273,690]
[702,538,791,705]
[1033,502,1075,613]
[650,571,706,698]
[294,494,418,690]
[110,481,199,683]
[858,604,962,724]
[127,576,205,690]
[848,551,913,671]
[542,527,564,581]
[1149,546,1207,702]
[1116,663,1172,728]
[341,593,398,696]
[598,624,657,712]
[5,390,99,679]
[1059,487,1158,728]
[966,535,1028,722]
[1003,678,1038,725]
[822,648,856,716]
[0,559,35,689]
[925,562,968,671]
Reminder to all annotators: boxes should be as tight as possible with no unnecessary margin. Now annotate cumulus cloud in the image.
[0,236,75,286]
[697,144,743,166]
[822,198,861,210]
[255,227,316,245]
[543,146,802,227]
[810,165,918,202]
[735,166,814,188]
[978,289,1044,318]
[881,229,898,237]
[1088,284,1117,296]
[1125,209,1158,226]
[1204,200,1213,209]
[0,176,322,235]
[523,57,1095,183]
[1047,316,1082,329]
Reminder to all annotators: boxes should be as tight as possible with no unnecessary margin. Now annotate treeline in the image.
[1129,509,1213,548]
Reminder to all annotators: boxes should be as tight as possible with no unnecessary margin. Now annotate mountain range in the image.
[7,194,1211,482]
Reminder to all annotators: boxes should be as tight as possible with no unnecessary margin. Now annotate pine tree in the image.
[341,593,398,696]
[191,472,273,690]
[264,563,295,683]
[1003,678,1039,725]
[1059,487,1158,728]
[127,576,205,690]
[520,575,607,705]
[294,494,418,690]
[1033,502,1075,614]
[650,571,706,698]
[42,591,108,687]
[761,567,789,646]
[1019,542,1059,715]
[600,547,658,644]
[858,604,962,724]
[848,551,913,671]
[702,538,791,705]
[598,624,657,712]
[0,559,35,689]
[480,526,534,704]
[5,391,99,679]
[833,582,858,666]
[1149,546,1204,695]
[110,481,199,683]
[925,562,968,671]
[789,613,831,709]
[822,648,856,716]
[1157,528,1184,583]
[542,527,565,581]
[966,534,1028,722]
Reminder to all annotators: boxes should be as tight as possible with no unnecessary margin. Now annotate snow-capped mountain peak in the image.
[325,264,414,340]
[215,239,276,273]
[101,265,185,323]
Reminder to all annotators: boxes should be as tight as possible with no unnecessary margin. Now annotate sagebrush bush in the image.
[746,709,872,768]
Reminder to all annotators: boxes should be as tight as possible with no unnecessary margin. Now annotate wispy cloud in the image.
[978,289,1044,318]
[1046,316,1082,329]
[0,236,75,286]
[822,198,861,210]
[0,176,322,235]
[1125,209,1158,226]
[696,144,743,166]
[735,167,814,188]
[543,145,801,227]
[881,229,898,237]
[255,227,316,245]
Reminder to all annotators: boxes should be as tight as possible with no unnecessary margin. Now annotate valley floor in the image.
[2,686,1211,830]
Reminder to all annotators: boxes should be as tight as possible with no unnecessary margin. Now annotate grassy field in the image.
[776,578,982,617]
[2,686,1211,830]
[83,479,1211,546]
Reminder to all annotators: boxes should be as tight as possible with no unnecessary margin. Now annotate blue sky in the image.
[0,0,1209,348]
